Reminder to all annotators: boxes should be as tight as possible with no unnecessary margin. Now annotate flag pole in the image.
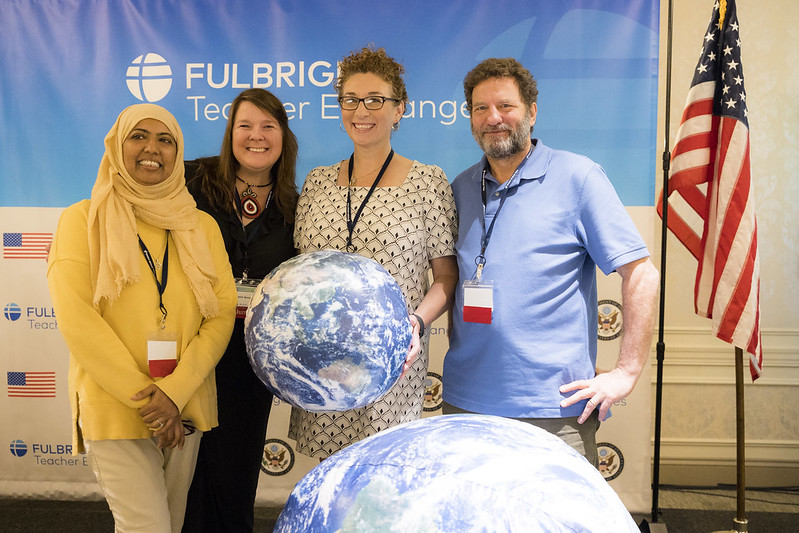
[716,346,748,533]
[733,346,748,532]
[649,0,674,528]
[654,1,759,529]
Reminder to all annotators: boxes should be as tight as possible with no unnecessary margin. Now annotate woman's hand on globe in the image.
[401,317,423,378]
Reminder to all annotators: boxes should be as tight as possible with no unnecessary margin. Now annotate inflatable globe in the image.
[244,250,411,412]
[275,415,639,532]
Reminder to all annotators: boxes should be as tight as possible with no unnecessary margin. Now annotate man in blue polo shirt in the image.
[443,57,659,466]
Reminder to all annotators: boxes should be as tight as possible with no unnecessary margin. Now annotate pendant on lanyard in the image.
[139,231,179,378]
[462,171,495,324]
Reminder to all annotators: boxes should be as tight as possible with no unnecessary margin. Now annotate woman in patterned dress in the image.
[289,46,458,458]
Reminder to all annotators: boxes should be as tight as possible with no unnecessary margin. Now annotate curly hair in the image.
[463,57,538,111]
[335,46,408,104]
[194,88,298,224]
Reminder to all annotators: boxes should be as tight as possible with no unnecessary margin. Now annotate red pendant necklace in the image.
[237,176,273,219]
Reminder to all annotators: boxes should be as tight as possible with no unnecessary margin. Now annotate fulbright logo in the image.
[4,302,22,321]
[10,439,28,457]
[126,53,173,102]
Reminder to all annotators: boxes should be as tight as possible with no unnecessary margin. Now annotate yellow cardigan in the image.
[48,200,237,453]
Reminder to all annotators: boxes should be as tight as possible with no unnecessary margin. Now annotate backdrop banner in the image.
[0,0,659,512]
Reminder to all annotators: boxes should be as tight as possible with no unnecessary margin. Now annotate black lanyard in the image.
[346,149,394,252]
[475,147,533,279]
[138,231,169,328]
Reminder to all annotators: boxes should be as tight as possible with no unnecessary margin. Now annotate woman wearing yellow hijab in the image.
[48,104,237,533]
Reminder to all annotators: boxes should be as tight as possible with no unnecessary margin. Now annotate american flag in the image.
[7,371,57,398]
[657,0,761,379]
[3,232,53,259]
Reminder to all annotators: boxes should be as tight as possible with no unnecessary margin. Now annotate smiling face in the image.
[231,100,283,180]
[340,72,404,150]
[122,118,177,185]
[470,77,536,160]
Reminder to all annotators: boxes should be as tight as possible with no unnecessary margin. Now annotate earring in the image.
[392,121,400,132]
[340,123,346,132]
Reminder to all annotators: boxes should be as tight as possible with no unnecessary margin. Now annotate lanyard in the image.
[233,188,271,279]
[138,231,169,328]
[346,149,394,252]
[475,147,533,280]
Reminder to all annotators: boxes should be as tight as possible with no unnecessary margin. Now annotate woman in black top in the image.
[182,88,298,532]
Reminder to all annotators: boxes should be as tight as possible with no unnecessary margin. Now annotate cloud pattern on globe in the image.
[274,415,639,532]
[245,250,411,412]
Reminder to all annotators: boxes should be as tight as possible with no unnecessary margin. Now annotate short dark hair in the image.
[336,46,408,104]
[463,57,538,111]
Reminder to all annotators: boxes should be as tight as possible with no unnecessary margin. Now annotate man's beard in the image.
[472,114,532,160]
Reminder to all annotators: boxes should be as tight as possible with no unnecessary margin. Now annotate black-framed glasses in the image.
[338,95,401,111]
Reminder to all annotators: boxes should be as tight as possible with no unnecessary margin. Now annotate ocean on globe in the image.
[274,415,639,533]
[244,250,411,412]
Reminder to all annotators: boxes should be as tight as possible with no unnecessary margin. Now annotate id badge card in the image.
[235,277,261,319]
[147,330,179,378]
[463,279,494,324]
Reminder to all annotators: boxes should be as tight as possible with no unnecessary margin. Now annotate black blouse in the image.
[185,158,296,281]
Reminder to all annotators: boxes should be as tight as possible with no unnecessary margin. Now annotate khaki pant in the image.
[442,402,600,467]
[86,431,201,533]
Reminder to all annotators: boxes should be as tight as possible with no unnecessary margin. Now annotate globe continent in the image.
[275,415,639,532]
[245,250,411,412]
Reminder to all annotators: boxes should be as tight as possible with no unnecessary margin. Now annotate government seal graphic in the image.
[597,441,624,481]
[423,372,443,412]
[597,299,622,341]
[261,438,295,476]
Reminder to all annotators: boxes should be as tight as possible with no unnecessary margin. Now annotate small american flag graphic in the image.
[3,232,53,259]
[7,371,56,398]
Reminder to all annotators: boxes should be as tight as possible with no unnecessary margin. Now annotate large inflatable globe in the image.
[275,415,639,532]
[245,250,411,412]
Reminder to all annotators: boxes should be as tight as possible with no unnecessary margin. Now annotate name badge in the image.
[147,330,179,378]
[463,280,494,324]
[235,277,261,319]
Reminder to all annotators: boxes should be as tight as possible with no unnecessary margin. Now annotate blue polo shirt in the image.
[443,139,650,418]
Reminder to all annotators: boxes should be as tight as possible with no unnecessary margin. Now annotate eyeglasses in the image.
[338,95,401,111]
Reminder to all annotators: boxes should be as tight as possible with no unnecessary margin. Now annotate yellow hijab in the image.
[87,103,219,318]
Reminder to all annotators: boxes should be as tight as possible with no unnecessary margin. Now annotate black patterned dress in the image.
[288,161,457,457]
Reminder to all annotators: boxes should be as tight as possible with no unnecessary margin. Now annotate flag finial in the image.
[718,0,727,30]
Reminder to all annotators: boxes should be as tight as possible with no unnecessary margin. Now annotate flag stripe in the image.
[721,234,756,342]
[705,121,745,314]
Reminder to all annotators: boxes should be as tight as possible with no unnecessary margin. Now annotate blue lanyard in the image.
[475,147,533,279]
[138,231,169,328]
